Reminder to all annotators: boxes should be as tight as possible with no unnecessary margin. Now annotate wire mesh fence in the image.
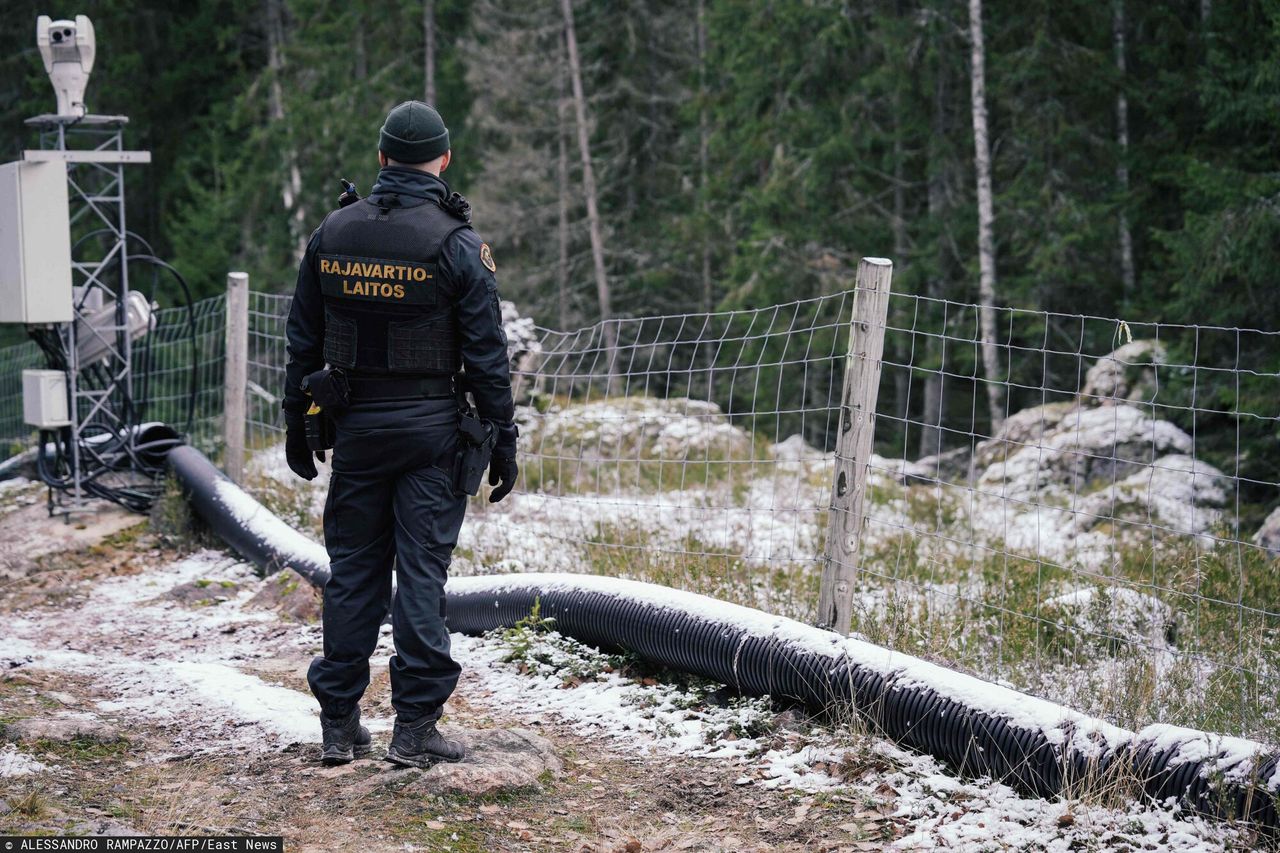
[0,297,227,462]
[0,277,1276,744]
[863,291,1280,742]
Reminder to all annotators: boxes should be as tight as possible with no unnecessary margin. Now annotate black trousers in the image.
[306,397,466,721]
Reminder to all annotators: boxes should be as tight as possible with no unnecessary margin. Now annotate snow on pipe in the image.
[167,446,1280,832]
[167,446,331,588]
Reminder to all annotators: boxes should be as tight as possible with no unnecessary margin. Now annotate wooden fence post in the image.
[817,257,894,634]
[223,271,249,483]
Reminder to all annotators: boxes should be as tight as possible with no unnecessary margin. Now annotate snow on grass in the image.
[885,745,1242,852]
[456,623,1249,852]
[445,572,1137,759]
[0,743,50,777]
[95,660,317,744]
[3,549,324,753]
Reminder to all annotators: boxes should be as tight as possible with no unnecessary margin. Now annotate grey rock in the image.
[6,714,123,744]
[1079,340,1166,406]
[1253,505,1280,558]
[392,726,562,798]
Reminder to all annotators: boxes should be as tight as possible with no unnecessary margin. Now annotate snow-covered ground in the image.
[0,512,1258,851]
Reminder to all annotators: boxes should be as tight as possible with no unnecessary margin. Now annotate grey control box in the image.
[0,159,73,324]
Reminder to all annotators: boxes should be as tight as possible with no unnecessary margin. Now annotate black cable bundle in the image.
[27,231,198,514]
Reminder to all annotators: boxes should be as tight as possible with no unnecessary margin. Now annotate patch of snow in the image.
[527,397,753,467]
[1071,453,1227,540]
[978,405,1192,504]
[0,743,50,777]
[1042,585,1176,653]
[458,628,1248,852]
[3,549,324,753]
[95,660,317,744]
[771,434,828,464]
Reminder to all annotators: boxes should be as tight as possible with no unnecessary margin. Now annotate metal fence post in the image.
[223,271,249,483]
[817,257,893,634]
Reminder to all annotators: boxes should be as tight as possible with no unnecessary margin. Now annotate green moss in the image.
[35,734,131,760]
[99,522,148,550]
[397,817,490,852]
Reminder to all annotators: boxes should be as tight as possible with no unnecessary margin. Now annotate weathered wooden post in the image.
[817,257,894,634]
[223,271,249,483]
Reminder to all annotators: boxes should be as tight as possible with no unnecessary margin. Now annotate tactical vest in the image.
[314,195,468,375]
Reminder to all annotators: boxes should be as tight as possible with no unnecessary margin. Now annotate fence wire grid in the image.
[1,280,1276,743]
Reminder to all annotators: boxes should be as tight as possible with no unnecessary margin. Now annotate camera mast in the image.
[7,15,173,516]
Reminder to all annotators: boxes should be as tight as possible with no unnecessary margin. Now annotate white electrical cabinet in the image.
[23,369,71,428]
[0,160,73,324]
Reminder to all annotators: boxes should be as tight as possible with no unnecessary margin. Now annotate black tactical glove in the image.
[284,411,325,481]
[488,422,519,503]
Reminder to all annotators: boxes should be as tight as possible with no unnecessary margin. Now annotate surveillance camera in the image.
[36,14,96,118]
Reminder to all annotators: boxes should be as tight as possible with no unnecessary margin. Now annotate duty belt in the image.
[344,374,455,402]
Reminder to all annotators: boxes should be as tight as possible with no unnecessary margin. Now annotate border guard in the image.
[281,100,519,767]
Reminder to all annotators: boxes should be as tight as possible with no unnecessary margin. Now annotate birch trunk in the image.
[1113,0,1135,302]
[557,37,571,331]
[423,0,436,104]
[560,0,617,383]
[967,0,1004,431]
[697,0,712,314]
[919,65,947,460]
[266,0,307,262]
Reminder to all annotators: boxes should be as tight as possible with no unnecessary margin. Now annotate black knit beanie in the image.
[379,101,450,164]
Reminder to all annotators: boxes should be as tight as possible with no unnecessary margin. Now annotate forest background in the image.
[1,0,1277,476]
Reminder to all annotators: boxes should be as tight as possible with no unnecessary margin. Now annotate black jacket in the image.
[282,167,515,425]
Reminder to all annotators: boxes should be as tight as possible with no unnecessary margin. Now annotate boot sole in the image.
[321,743,373,765]
[384,746,464,768]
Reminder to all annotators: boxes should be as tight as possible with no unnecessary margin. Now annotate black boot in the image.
[319,706,373,765]
[385,706,465,767]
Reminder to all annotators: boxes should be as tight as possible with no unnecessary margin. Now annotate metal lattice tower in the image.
[23,112,152,514]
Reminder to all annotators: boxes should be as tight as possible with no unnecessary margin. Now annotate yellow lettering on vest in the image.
[394,284,405,299]
[411,267,426,282]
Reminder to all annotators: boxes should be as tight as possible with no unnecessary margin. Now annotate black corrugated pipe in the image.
[168,446,1280,834]
[167,445,330,587]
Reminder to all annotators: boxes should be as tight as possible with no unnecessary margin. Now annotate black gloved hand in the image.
[487,455,518,503]
[284,411,325,481]
[488,422,519,503]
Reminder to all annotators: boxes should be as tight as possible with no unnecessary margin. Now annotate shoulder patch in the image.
[480,243,496,273]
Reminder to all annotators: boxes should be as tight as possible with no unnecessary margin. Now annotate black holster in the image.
[452,382,495,496]
[301,367,350,453]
